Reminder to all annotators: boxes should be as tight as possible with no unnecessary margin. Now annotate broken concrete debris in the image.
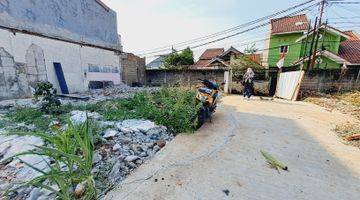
[0,117,174,199]
[103,129,119,139]
[70,110,101,125]
[0,84,160,110]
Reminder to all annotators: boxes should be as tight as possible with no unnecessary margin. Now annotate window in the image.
[88,64,100,72]
[280,45,289,54]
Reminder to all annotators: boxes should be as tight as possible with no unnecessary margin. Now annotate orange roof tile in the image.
[271,14,309,34]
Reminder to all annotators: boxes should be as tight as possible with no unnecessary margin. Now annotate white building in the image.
[0,0,123,99]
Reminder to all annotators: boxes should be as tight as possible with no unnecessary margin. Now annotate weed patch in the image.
[335,122,360,149]
[98,88,200,134]
[7,107,70,131]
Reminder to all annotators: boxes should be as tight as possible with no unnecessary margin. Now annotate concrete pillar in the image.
[224,71,230,94]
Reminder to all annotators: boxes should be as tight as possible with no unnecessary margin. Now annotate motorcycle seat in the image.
[198,88,212,95]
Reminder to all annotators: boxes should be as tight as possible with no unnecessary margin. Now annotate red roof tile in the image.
[198,48,224,60]
[195,48,224,66]
[271,14,309,34]
[194,59,210,66]
[339,41,360,64]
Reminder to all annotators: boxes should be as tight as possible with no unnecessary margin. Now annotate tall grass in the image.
[6,107,71,131]
[98,87,201,133]
[4,120,96,200]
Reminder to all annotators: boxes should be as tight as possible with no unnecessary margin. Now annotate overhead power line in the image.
[135,0,319,55]
[138,1,320,57]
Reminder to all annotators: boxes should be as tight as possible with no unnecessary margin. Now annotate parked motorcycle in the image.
[195,79,220,127]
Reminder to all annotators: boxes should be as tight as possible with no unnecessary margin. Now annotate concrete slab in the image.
[106,96,360,200]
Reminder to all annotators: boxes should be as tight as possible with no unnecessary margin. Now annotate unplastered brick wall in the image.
[122,53,146,85]
[300,67,360,92]
[146,69,226,87]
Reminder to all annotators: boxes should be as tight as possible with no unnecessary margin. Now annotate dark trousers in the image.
[244,85,253,98]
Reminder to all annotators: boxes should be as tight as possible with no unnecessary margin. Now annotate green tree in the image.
[179,47,194,65]
[230,55,264,80]
[163,47,194,68]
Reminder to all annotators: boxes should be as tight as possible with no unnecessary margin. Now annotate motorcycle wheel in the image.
[197,107,207,129]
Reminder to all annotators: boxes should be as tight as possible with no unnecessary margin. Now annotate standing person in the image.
[242,68,255,99]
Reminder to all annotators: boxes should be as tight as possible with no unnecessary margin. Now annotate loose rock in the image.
[93,151,102,164]
[103,129,118,138]
[125,155,139,162]
[74,181,87,198]
[112,144,122,151]
[156,139,166,148]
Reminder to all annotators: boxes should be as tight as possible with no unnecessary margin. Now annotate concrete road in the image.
[106,96,360,200]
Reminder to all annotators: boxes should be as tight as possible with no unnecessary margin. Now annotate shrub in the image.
[163,47,194,68]
[7,107,51,130]
[99,88,200,133]
[34,82,62,114]
[4,121,96,200]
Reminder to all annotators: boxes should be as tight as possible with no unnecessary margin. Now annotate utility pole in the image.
[307,17,318,69]
[302,19,311,70]
[309,0,326,70]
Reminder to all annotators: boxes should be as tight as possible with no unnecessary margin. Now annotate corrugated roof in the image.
[271,14,309,34]
[339,40,360,64]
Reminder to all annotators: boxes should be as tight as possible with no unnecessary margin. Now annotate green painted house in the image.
[265,14,360,69]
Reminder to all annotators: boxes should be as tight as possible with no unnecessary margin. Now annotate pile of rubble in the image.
[0,84,160,109]
[0,111,174,199]
[87,84,159,102]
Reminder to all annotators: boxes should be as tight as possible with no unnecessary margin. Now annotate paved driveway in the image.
[106,96,360,200]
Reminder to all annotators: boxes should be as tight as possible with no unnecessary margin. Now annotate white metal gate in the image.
[275,70,305,101]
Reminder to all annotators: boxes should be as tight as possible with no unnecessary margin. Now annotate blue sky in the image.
[102,0,360,60]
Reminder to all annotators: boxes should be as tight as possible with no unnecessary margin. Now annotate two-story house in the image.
[264,14,360,69]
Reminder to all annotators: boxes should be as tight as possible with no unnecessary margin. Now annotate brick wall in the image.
[300,67,360,92]
[146,69,226,87]
[122,53,146,85]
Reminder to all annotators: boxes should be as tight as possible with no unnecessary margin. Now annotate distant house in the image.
[265,14,360,69]
[146,55,168,69]
[264,14,310,68]
[192,47,243,69]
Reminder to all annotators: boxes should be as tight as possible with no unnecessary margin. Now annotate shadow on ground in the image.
[106,96,360,200]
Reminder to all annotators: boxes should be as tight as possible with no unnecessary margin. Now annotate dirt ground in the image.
[304,91,360,120]
[304,91,360,148]
[106,96,360,200]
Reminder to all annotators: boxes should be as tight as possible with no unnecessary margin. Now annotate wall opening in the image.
[25,44,48,87]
